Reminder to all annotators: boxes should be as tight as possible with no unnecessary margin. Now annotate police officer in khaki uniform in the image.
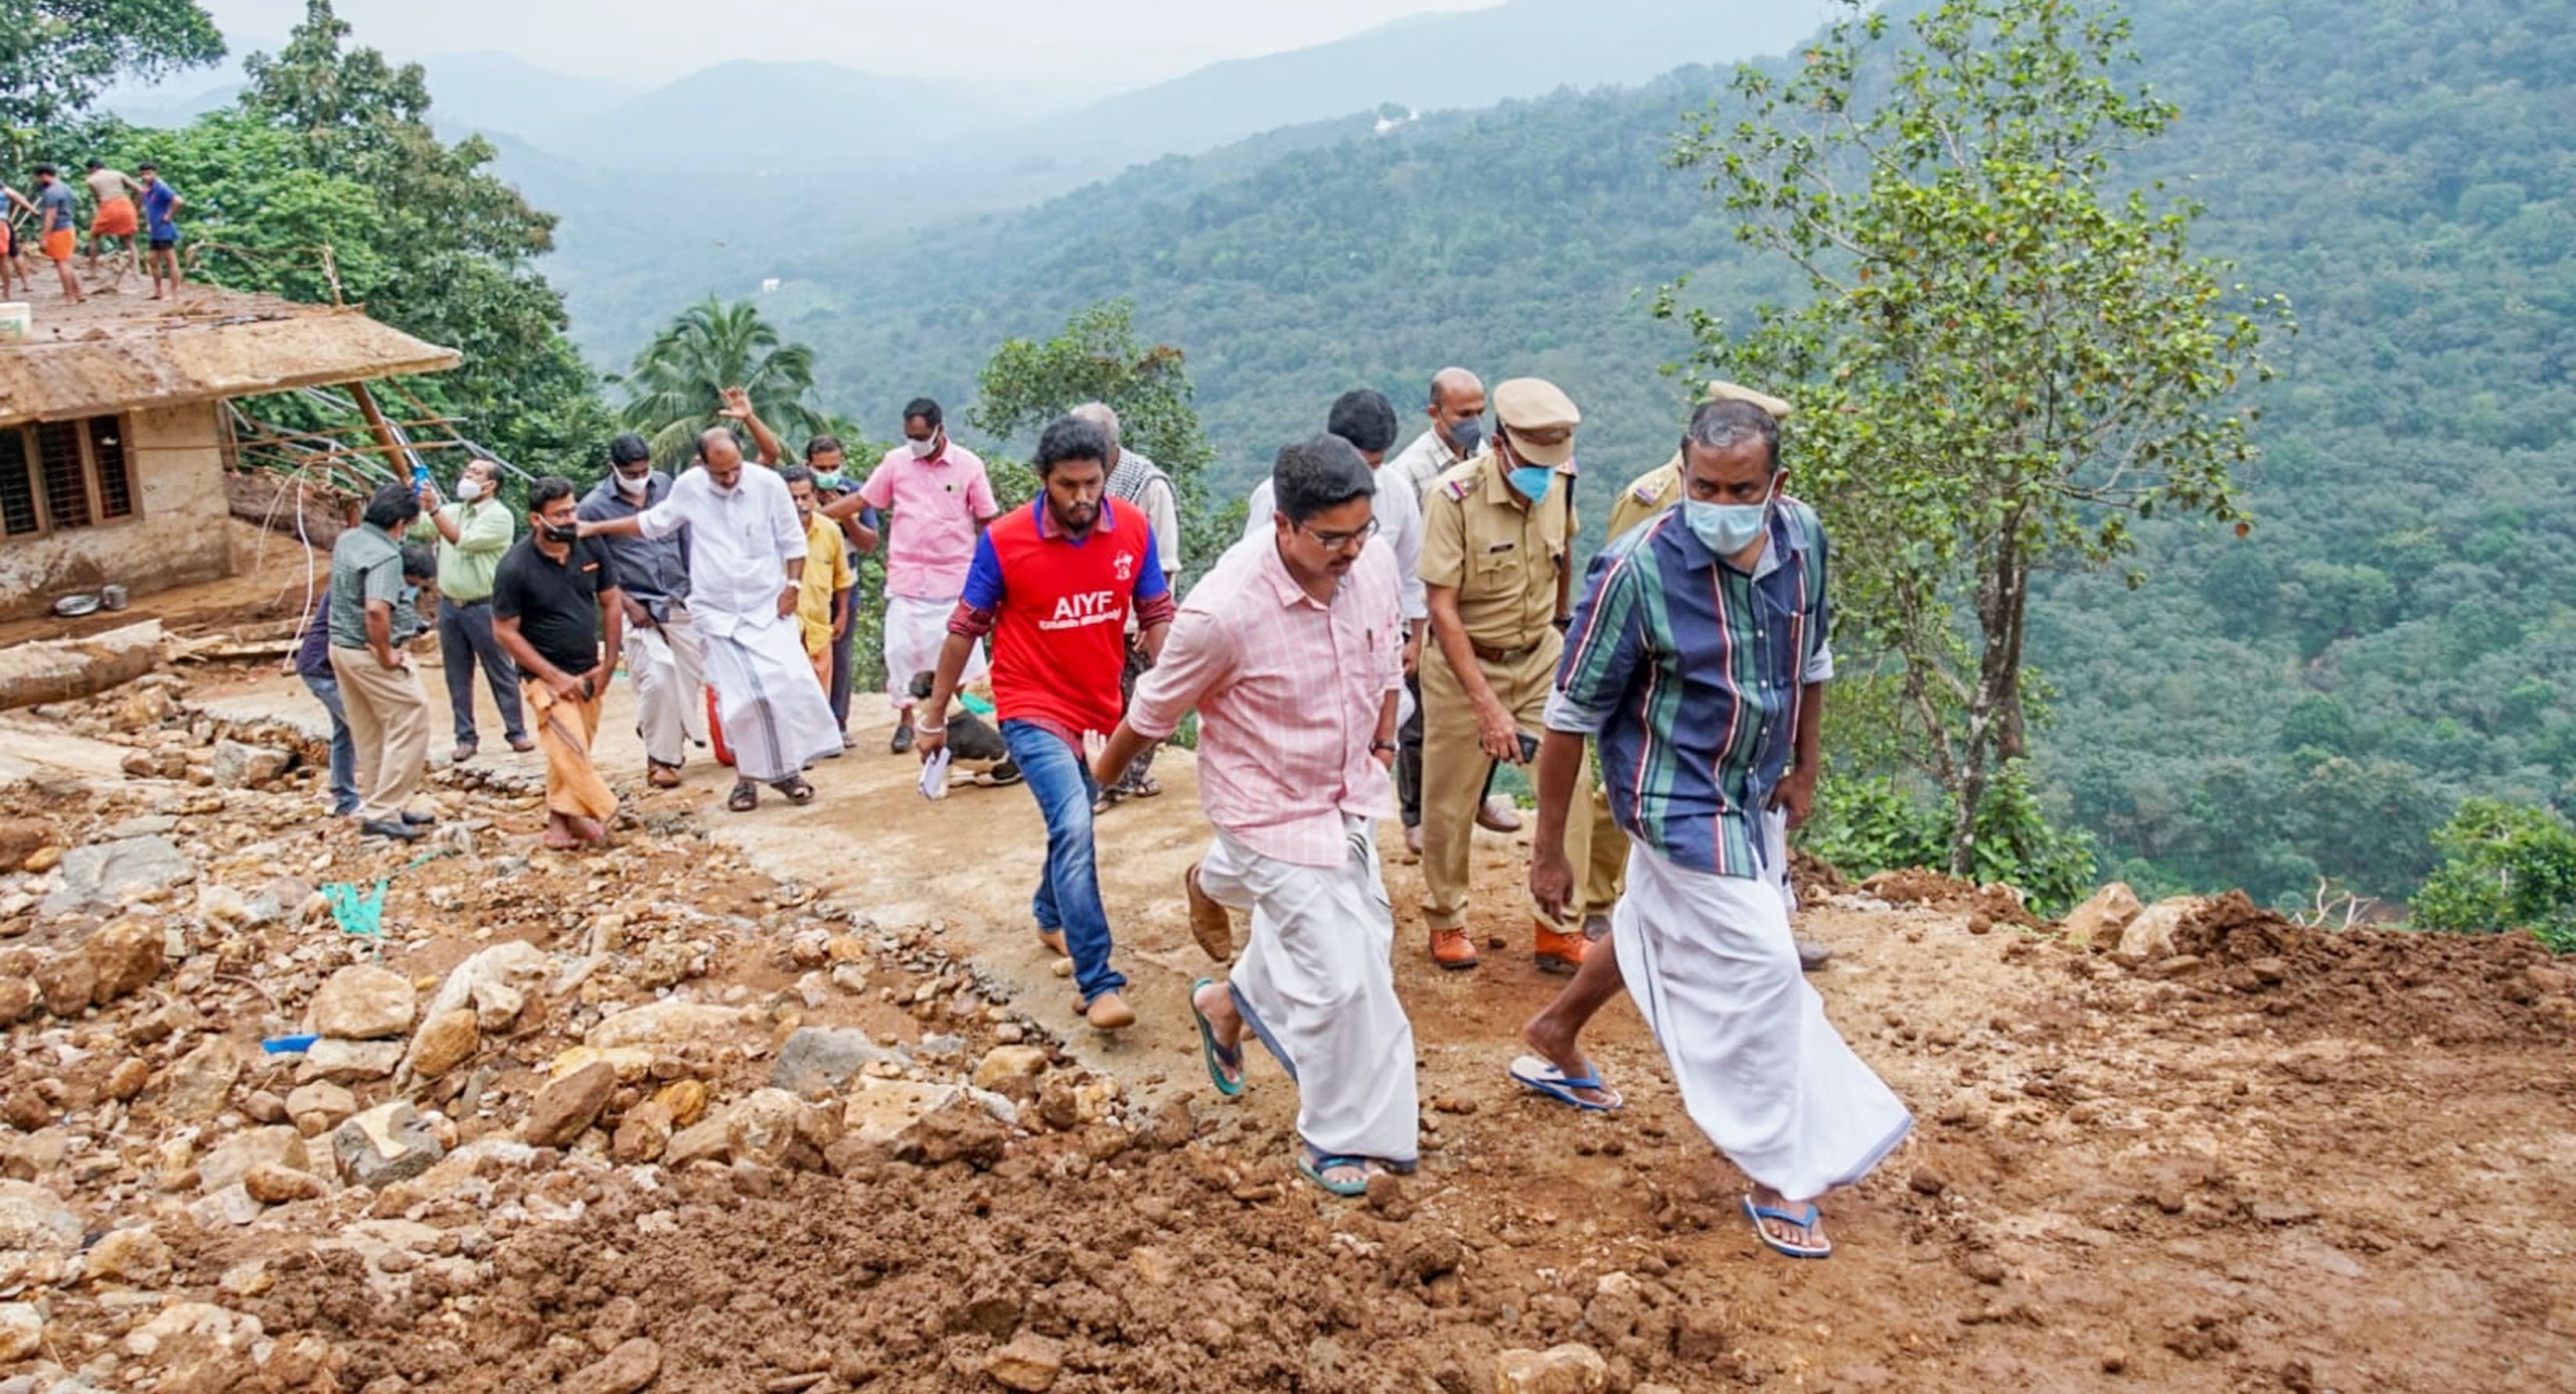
[1418,377,1587,972]
[1559,380,1831,970]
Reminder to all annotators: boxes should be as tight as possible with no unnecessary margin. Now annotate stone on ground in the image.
[769,1025,899,1095]
[561,1337,661,1394]
[332,1100,444,1188]
[985,1332,1065,1392]
[84,917,166,1001]
[308,963,416,1039]
[522,1061,617,1148]
[41,834,194,914]
[1494,1343,1609,1394]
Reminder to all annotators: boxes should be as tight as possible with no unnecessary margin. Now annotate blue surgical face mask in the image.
[1508,465,1556,502]
[1684,476,1780,556]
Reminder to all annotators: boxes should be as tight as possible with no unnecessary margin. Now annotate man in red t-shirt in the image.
[920,415,1176,1032]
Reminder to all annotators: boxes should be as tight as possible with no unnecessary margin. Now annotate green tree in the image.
[615,297,828,465]
[971,300,1225,569]
[1660,0,2293,875]
[2414,798,2576,953]
[0,0,221,129]
[233,0,607,480]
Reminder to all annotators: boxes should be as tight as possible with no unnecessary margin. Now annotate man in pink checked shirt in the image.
[828,396,997,754]
[1092,434,1416,1198]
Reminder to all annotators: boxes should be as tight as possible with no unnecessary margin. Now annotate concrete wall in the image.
[0,401,234,620]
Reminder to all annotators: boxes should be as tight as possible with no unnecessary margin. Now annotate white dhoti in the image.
[883,594,986,708]
[697,608,844,783]
[623,602,706,768]
[1199,817,1418,1167]
[1615,837,1911,1202]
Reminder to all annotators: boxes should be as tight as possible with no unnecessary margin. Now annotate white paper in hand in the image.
[917,748,953,801]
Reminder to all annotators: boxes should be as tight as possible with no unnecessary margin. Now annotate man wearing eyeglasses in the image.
[1095,434,1413,1196]
[1416,377,1586,974]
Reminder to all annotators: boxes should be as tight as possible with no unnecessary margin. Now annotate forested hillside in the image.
[757,0,2575,909]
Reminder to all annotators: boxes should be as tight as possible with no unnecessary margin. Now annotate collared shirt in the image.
[492,537,620,676]
[419,497,514,601]
[1609,456,1685,541]
[858,440,998,600]
[1387,426,1463,503]
[634,462,806,636]
[950,497,1176,741]
[1242,467,1427,622]
[1129,533,1405,868]
[795,512,854,654]
[294,584,337,677]
[1106,447,1182,581]
[578,472,691,609]
[326,522,405,650]
[1418,447,1577,651]
[1546,500,1836,878]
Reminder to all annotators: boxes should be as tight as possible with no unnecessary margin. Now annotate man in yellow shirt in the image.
[783,465,855,696]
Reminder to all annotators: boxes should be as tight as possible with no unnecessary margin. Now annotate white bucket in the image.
[0,303,29,344]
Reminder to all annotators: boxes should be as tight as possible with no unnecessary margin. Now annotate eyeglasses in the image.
[1299,517,1381,551]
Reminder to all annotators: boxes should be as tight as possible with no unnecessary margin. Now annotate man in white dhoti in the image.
[1528,399,1911,1257]
[582,413,842,811]
[1095,434,1414,1196]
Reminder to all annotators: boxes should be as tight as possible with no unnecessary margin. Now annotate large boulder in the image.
[769,1026,899,1096]
[41,834,194,914]
[2118,896,2208,962]
[84,918,166,1002]
[2060,882,2144,950]
[331,1101,444,1189]
[308,964,416,1040]
[0,1179,84,1289]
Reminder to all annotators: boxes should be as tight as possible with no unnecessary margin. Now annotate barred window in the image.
[0,415,139,535]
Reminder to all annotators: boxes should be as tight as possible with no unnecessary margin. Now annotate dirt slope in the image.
[2,665,2571,1393]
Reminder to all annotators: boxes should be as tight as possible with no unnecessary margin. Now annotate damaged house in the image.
[0,287,458,620]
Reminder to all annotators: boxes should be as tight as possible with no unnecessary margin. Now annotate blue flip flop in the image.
[1508,1054,1624,1112]
[1190,977,1245,1097]
[1296,1144,1373,1197]
[1741,1194,1833,1259]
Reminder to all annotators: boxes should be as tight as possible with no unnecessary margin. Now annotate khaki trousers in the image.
[1417,632,1562,933]
[328,645,432,823]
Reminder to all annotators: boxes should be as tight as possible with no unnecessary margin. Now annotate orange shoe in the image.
[1429,926,1480,971]
[1534,923,1589,976]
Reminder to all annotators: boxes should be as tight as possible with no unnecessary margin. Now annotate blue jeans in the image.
[1001,719,1124,1003]
[299,672,361,815]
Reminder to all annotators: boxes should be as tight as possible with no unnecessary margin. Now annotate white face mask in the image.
[616,472,650,497]
[456,477,486,501]
[907,434,939,459]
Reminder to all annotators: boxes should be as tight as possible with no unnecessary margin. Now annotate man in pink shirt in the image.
[1094,434,1415,1196]
[830,397,997,752]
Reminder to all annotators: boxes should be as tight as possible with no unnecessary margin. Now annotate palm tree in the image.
[615,298,831,465]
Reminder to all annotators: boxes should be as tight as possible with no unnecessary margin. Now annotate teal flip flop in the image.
[1190,977,1245,1097]
[1296,1143,1372,1197]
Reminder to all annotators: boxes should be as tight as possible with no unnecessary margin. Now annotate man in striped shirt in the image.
[1523,399,1910,1259]
[1095,434,1413,1196]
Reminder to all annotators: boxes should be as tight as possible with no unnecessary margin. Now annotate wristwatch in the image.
[1370,740,1398,755]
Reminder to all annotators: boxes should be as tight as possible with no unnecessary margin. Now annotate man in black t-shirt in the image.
[493,476,627,850]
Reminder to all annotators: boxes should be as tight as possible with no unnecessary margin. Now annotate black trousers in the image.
[436,597,525,745]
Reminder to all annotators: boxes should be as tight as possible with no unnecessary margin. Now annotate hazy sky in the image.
[187,0,1506,86]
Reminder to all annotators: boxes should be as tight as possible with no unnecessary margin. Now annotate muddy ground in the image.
[0,561,2571,1393]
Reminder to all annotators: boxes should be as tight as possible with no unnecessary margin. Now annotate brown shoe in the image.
[1476,796,1523,833]
[1534,923,1589,976]
[1430,926,1480,971]
[1081,991,1136,1032]
[1184,863,1233,961]
[646,761,682,790]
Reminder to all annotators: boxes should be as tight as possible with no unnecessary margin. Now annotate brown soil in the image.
[8,672,2576,1393]
[1858,865,2043,929]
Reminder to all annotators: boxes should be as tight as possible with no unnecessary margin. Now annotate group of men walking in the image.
[3,159,183,303]
[297,370,1909,1257]
[885,373,1908,1253]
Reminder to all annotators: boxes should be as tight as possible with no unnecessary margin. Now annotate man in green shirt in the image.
[415,458,531,762]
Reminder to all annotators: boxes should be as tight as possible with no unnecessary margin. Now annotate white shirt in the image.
[1386,426,1464,505]
[1243,468,1427,622]
[635,462,806,637]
